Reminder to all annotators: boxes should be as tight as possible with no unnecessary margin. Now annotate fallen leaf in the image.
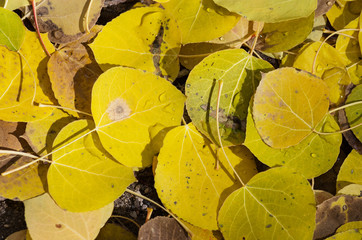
[186,49,273,146]
[155,123,257,230]
[344,84,362,144]
[0,7,25,51]
[138,217,190,240]
[314,195,362,239]
[162,0,240,44]
[252,67,330,148]
[218,167,316,240]
[337,150,362,191]
[25,193,113,240]
[91,67,185,168]
[47,119,135,212]
[35,0,105,43]
[96,223,137,240]
[326,0,362,30]
[213,0,317,23]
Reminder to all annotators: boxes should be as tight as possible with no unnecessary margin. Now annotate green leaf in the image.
[0,7,25,51]
[90,7,181,80]
[185,49,273,146]
[155,123,257,230]
[256,13,314,53]
[252,67,330,148]
[244,109,342,179]
[337,150,362,191]
[25,193,113,240]
[337,221,362,233]
[345,85,362,143]
[92,67,185,168]
[162,0,240,44]
[47,119,135,212]
[213,0,317,23]
[325,229,362,240]
[218,167,316,240]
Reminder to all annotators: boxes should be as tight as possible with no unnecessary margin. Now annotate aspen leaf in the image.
[138,217,190,240]
[314,195,362,239]
[256,13,314,53]
[326,0,362,30]
[23,109,76,156]
[5,230,28,240]
[244,109,342,179]
[218,167,316,240]
[96,224,137,240]
[0,0,41,10]
[337,184,362,196]
[92,67,185,168]
[25,193,113,240]
[181,220,222,240]
[47,120,135,212]
[360,11,362,55]
[155,123,257,230]
[337,221,362,233]
[186,49,273,146]
[161,0,240,44]
[90,7,181,80]
[35,0,105,44]
[213,0,317,23]
[336,18,361,85]
[48,42,102,117]
[337,150,362,191]
[345,84,362,143]
[252,67,330,148]
[0,7,25,51]
[0,121,45,200]
[0,30,55,122]
[325,229,362,240]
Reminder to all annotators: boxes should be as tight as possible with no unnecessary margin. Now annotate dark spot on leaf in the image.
[266,224,272,228]
[55,224,62,228]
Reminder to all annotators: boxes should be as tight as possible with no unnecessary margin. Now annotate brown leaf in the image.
[313,195,362,239]
[138,217,191,240]
[315,0,335,17]
[48,42,103,117]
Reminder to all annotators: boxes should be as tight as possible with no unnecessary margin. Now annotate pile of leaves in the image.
[0,0,361,239]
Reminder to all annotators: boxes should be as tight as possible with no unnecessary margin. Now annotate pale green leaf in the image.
[345,85,362,143]
[48,119,135,212]
[90,7,181,80]
[337,149,362,191]
[337,221,362,233]
[213,0,317,23]
[25,193,113,240]
[218,167,316,240]
[185,49,273,146]
[256,13,314,53]
[252,67,330,148]
[155,123,257,230]
[244,109,342,179]
[92,67,185,168]
[325,229,362,239]
[162,0,240,44]
[0,7,25,51]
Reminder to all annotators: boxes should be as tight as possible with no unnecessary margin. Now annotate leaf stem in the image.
[125,189,193,238]
[38,103,92,116]
[31,0,51,57]
[110,215,141,229]
[313,122,362,135]
[83,0,93,33]
[312,28,360,74]
[329,100,362,114]
[216,80,245,186]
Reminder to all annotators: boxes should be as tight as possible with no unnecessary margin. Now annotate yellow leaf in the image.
[0,30,55,122]
[155,123,257,230]
[92,67,185,168]
[162,0,240,44]
[35,0,104,43]
[253,67,330,148]
[48,120,135,212]
[25,193,113,240]
[90,7,181,80]
[326,0,362,30]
